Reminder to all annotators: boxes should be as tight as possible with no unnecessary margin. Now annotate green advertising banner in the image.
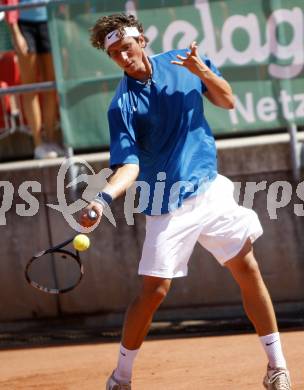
[47,0,304,149]
[0,20,13,52]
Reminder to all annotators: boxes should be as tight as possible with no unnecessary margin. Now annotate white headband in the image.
[104,26,141,50]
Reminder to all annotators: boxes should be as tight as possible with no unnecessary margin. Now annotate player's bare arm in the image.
[80,163,139,227]
[171,41,235,110]
[103,163,139,198]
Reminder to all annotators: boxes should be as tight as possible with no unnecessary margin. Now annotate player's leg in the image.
[107,203,202,389]
[122,275,171,349]
[225,240,291,389]
[225,238,278,336]
[197,174,291,389]
[107,276,171,388]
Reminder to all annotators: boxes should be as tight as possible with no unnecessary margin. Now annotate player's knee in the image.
[234,257,262,284]
[147,284,170,303]
[227,251,262,284]
[140,278,171,305]
[154,284,170,302]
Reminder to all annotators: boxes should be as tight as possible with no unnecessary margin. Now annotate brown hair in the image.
[90,13,148,51]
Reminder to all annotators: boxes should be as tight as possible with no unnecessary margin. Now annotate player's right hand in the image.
[80,201,103,228]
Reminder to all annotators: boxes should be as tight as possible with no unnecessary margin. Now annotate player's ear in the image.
[138,35,146,48]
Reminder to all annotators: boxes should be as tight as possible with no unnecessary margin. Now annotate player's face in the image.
[107,36,148,79]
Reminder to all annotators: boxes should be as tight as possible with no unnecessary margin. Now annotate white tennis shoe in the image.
[263,365,291,389]
[106,371,131,390]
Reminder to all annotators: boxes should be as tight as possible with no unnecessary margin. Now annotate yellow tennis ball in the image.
[73,234,90,251]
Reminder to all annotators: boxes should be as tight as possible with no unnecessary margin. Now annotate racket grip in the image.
[87,209,98,221]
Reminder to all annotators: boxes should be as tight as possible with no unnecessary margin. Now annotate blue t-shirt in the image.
[108,49,221,215]
[19,0,47,22]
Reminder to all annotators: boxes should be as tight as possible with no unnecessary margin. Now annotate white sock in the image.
[114,344,139,383]
[260,332,286,369]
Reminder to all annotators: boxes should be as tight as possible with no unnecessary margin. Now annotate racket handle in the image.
[87,209,98,221]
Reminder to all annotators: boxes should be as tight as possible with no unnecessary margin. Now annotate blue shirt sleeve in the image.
[108,107,139,168]
[200,55,222,94]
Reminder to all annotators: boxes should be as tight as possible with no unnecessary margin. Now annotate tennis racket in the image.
[25,209,97,294]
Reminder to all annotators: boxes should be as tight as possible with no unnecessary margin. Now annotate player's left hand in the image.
[171,41,209,77]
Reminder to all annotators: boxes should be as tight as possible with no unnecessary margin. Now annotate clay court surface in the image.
[0,331,302,389]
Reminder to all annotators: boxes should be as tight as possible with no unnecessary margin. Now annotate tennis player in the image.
[81,13,291,390]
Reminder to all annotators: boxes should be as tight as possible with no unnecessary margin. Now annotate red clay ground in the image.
[0,331,302,389]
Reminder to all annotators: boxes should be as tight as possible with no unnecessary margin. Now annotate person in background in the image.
[4,0,63,159]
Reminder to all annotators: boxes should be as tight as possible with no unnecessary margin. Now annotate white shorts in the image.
[138,174,263,278]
